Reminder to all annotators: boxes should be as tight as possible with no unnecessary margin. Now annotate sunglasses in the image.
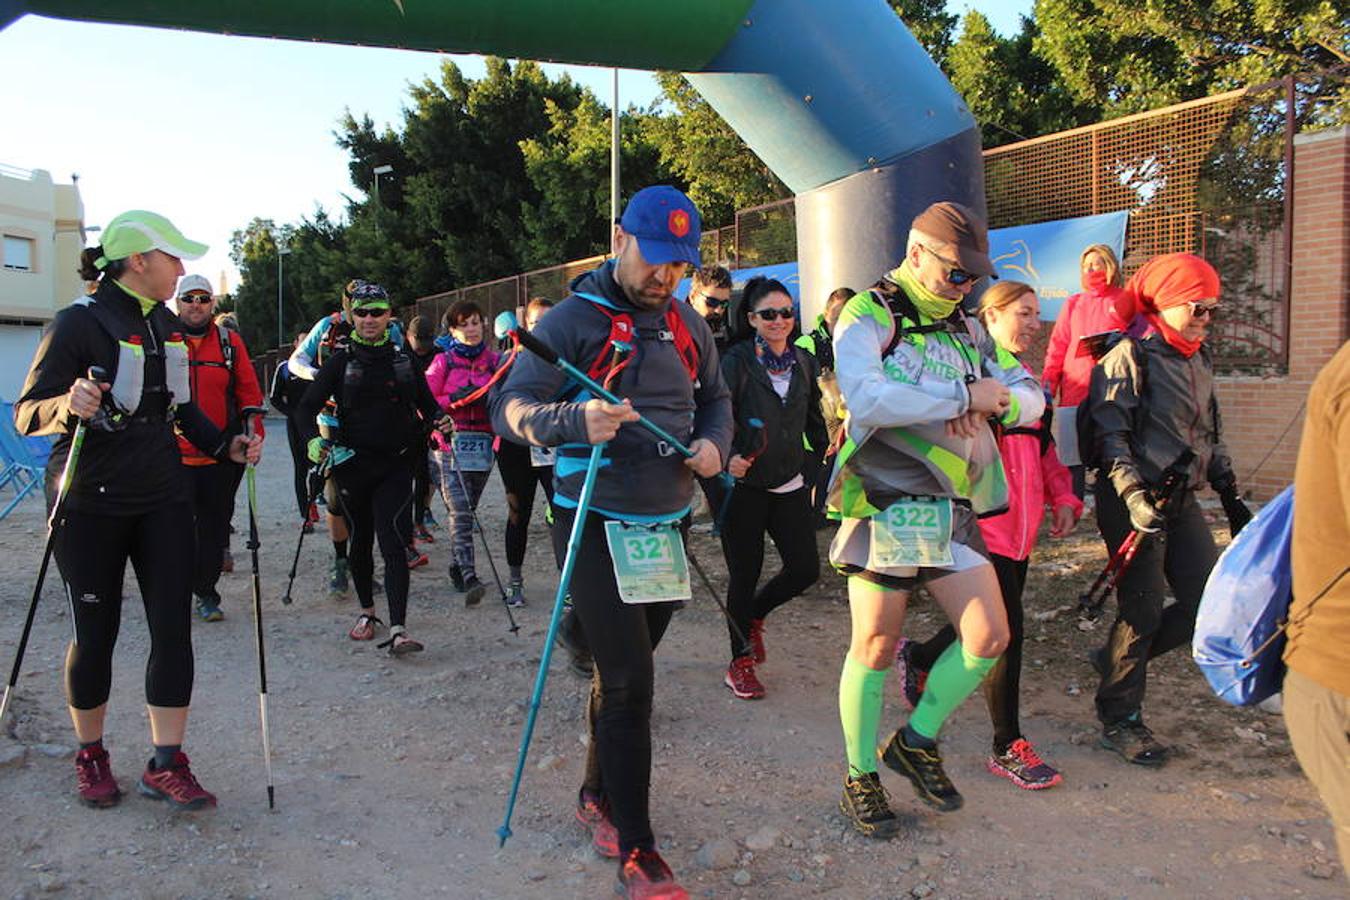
[351,306,390,318]
[752,307,795,321]
[1186,300,1219,320]
[178,294,213,305]
[920,244,979,286]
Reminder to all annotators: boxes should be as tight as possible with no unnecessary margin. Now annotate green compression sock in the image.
[908,640,1000,741]
[839,654,889,775]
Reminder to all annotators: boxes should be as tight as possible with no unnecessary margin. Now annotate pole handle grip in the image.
[515,328,560,366]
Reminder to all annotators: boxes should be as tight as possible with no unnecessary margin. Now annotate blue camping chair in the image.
[0,400,52,520]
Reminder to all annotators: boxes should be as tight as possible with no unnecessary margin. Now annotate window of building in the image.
[3,235,35,271]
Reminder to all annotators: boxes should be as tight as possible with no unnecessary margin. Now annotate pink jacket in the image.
[1041,282,1137,408]
[977,388,1083,561]
[424,345,501,449]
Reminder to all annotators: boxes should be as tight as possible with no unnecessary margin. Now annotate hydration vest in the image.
[186,323,238,422]
[574,291,700,387]
[72,295,189,428]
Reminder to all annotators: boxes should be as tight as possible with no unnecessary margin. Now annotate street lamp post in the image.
[373,164,393,206]
[277,242,290,350]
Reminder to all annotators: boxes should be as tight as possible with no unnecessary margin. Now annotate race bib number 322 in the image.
[868,498,955,569]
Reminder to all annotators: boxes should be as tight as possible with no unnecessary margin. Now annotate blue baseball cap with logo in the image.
[619,185,702,267]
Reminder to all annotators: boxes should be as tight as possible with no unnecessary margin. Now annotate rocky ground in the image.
[0,415,1343,898]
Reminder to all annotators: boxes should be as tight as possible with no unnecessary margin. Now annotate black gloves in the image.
[1123,486,1165,534]
[1219,487,1253,535]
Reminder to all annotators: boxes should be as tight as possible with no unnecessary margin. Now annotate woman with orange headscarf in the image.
[1081,252,1251,768]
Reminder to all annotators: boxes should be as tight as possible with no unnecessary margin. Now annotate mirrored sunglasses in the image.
[752,307,795,321]
[921,244,979,286]
[178,293,213,305]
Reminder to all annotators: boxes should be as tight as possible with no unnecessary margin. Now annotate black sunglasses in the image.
[1186,300,1219,320]
[920,244,979,286]
[178,294,213,305]
[351,306,390,318]
[752,307,795,321]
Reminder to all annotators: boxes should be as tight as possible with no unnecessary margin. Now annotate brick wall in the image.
[1216,126,1350,499]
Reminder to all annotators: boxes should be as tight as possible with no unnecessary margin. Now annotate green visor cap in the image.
[95,210,209,269]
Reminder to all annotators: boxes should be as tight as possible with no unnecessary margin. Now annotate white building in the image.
[0,164,86,401]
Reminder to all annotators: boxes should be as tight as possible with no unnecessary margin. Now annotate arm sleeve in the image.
[1041,439,1084,516]
[294,351,345,440]
[1092,341,1146,496]
[230,334,265,438]
[487,316,589,447]
[288,319,328,381]
[14,313,82,438]
[833,296,969,430]
[980,336,1045,428]
[1041,296,1074,400]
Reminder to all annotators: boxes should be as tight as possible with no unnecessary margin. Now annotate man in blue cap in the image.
[493,185,732,899]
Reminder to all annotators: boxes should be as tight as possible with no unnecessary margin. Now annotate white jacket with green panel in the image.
[827,284,1045,519]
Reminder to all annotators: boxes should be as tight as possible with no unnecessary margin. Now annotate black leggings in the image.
[497,439,554,569]
[334,453,416,627]
[413,448,435,526]
[719,484,819,658]
[188,461,243,604]
[55,503,196,709]
[551,507,677,856]
[1093,483,1216,722]
[911,553,1027,752]
[284,413,311,519]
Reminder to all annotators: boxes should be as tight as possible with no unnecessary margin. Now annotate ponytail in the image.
[78,245,126,282]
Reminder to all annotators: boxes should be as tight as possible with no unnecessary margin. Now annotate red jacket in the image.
[1041,284,1137,408]
[977,376,1082,561]
[178,326,264,465]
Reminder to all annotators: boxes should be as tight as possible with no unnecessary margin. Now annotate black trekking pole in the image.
[280,455,331,606]
[0,366,105,731]
[239,407,276,809]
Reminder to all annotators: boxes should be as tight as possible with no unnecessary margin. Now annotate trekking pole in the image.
[712,418,766,537]
[0,366,105,731]
[1079,449,1196,620]
[499,440,606,847]
[443,436,519,635]
[494,313,735,496]
[239,407,276,809]
[280,456,330,606]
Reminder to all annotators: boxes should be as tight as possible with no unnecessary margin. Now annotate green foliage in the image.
[887,0,959,66]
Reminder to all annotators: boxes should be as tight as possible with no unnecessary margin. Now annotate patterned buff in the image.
[1126,253,1220,358]
[755,334,797,375]
[450,338,486,359]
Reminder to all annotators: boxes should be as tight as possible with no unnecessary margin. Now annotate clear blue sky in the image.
[0,3,1031,292]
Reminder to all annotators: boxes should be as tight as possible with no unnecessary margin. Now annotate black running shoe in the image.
[553,608,594,679]
[839,770,900,839]
[879,728,963,812]
[1100,715,1168,767]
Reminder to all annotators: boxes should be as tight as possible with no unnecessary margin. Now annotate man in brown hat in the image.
[828,201,1044,837]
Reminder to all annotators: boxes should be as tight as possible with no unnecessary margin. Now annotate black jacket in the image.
[296,340,441,459]
[15,280,227,515]
[720,339,827,491]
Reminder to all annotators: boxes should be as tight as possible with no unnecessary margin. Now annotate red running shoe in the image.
[987,738,1063,790]
[307,501,320,524]
[748,618,766,664]
[575,790,620,858]
[617,848,688,900]
[74,745,122,809]
[137,752,217,810]
[414,523,434,543]
[406,545,429,569]
[723,656,766,700]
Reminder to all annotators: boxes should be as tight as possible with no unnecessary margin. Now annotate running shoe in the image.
[987,738,1063,790]
[348,613,383,641]
[328,558,350,600]
[307,501,320,524]
[195,596,224,623]
[447,563,465,592]
[879,728,963,812]
[301,520,315,535]
[414,523,435,544]
[1100,714,1168,767]
[406,545,429,570]
[220,548,234,574]
[74,745,122,809]
[839,770,900,839]
[893,638,927,711]
[137,752,217,811]
[575,790,620,858]
[723,656,766,700]
[506,579,527,609]
[463,574,486,607]
[748,618,766,664]
[617,847,688,900]
[554,608,593,679]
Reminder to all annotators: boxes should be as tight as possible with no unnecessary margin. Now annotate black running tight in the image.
[56,503,196,709]
[911,553,1027,752]
[333,453,416,627]
[497,438,555,569]
[551,507,677,857]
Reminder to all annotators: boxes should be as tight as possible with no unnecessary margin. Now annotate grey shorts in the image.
[828,501,990,591]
